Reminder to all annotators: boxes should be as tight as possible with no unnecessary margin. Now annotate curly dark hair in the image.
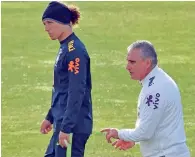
[68,5,81,26]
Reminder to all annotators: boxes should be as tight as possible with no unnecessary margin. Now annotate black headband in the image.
[42,1,71,24]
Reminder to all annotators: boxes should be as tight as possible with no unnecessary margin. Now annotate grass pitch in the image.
[1,2,195,157]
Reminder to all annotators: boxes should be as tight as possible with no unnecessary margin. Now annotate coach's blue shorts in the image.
[44,122,90,157]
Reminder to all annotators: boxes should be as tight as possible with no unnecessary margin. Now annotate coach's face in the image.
[126,48,152,81]
[43,19,66,40]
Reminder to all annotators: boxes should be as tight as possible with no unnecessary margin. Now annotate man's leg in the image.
[55,143,67,157]
[44,122,67,157]
[44,133,56,157]
[71,133,90,157]
[54,122,67,157]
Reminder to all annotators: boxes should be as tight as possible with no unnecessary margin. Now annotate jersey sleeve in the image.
[118,88,166,142]
[60,47,87,133]
[45,108,54,124]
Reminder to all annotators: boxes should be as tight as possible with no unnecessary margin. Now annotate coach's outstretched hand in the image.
[101,128,119,143]
[101,128,135,151]
[112,139,135,150]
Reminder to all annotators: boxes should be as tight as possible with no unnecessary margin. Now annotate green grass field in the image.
[1,1,195,157]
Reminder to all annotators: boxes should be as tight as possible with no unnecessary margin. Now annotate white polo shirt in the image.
[118,66,190,157]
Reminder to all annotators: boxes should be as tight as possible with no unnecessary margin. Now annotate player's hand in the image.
[40,119,52,134]
[112,139,135,150]
[101,128,119,143]
[59,131,70,148]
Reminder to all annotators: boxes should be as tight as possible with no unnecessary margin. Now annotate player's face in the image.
[43,19,65,40]
[126,48,152,81]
